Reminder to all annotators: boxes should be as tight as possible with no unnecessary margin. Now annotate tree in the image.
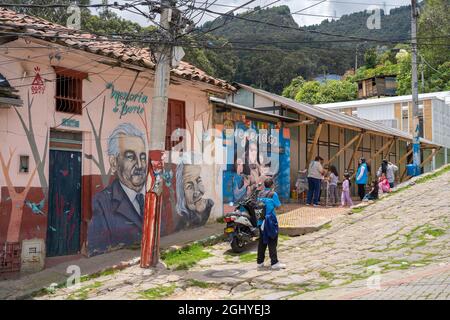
[294,81,321,104]
[418,0,450,68]
[288,79,357,104]
[282,76,305,99]
[364,48,378,69]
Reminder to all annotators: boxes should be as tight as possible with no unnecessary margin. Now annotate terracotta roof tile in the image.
[0,7,234,91]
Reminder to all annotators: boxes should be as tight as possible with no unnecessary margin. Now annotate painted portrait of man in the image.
[175,162,214,231]
[88,123,147,255]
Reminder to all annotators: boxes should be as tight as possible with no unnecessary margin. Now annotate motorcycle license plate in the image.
[225,227,234,233]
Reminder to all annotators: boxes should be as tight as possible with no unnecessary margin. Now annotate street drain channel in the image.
[204,269,247,278]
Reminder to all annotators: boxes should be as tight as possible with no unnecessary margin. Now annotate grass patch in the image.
[239,252,258,263]
[66,281,103,300]
[80,268,118,282]
[356,258,384,267]
[216,217,225,224]
[423,228,445,238]
[415,165,450,184]
[30,282,66,298]
[322,222,332,230]
[279,234,291,241]
[161,244,213,270]
[319,271,334,280]
[186,279,214,289]
[139,284,176,300]
[351,207,366,214]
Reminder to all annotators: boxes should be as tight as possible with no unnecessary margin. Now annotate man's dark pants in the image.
[257,233,279,266]
[357,183,366,200]
[307,177,321,205]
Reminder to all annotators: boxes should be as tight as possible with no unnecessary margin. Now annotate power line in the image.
[292,0,327,15]
[189,0,271,39]
[185,4,406,44]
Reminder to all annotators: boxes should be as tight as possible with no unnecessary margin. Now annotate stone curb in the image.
[279,219,332,237]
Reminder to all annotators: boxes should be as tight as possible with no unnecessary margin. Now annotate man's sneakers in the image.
[257,262,287,270]
[271,262,287,270]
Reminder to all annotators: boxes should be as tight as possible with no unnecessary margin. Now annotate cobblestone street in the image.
[36,169,450,300]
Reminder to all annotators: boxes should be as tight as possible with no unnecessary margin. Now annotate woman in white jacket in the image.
[377,159,398,188]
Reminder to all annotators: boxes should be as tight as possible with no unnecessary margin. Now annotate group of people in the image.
[361,158,398,201]
[305,156,399,207]
[251,156,398,271]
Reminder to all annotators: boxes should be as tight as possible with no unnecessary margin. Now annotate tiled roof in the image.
[0,8,234,91]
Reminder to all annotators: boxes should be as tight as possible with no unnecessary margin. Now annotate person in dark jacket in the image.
[256,178,286,270]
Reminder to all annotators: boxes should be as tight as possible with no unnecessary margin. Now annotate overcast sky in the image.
[91,0,412,27]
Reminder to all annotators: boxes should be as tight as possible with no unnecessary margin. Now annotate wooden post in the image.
[383,139,396,159]
[398,149,413,165]
[420,147,441,169]
[399,149,413,182]
[371,138,394,161]
[324,133,361,166]
[306,122,323,167]
[346,133,365,172]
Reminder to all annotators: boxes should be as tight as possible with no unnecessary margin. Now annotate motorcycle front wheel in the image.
[230,237,246,253]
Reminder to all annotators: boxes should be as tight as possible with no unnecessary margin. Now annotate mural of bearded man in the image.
[175,161,214,231]
[88,123,147,255]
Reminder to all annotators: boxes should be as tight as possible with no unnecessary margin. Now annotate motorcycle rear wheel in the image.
[230,237,246,253]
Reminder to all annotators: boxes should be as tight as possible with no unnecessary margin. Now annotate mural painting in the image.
[223,117,290,206]
[175,160,214,231]
[86,123,217,255]
[0,92,48,247]
[87,123,147,255]
[1,79,220,261]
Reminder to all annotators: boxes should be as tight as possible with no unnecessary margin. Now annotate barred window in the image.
[54,67,87,114]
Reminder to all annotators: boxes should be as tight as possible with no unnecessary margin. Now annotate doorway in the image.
[46,130,82,257]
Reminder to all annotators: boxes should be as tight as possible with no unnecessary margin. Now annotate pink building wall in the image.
[0,43,226,259]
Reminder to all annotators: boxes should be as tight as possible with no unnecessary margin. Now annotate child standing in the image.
[256,178,286,271]
[328,165,339,206]
[378,173,390,194]
[341,173,353,207]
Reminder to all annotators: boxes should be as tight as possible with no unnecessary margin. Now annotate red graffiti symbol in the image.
[31,66,45,95]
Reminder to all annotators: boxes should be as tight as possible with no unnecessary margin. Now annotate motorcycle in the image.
[223,188,264,253]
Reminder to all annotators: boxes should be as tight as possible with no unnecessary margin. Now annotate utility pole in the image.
[141,0,187,268]
[410,0,421,171]
[140,0,174,268]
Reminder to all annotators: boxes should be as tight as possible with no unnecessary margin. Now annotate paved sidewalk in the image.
[0,223,224,300]
[279,206,349,235]
[34,167,449,300]
[291,261,450,300]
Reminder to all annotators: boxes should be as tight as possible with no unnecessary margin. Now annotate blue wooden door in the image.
[46,150,82,257]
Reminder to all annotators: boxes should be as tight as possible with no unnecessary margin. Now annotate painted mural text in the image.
[106,83,149,117]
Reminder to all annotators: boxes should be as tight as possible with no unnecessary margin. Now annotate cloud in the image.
[90,0,411,27]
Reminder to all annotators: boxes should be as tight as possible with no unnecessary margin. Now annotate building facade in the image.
[0,8,233,273]
[317,92,450,172]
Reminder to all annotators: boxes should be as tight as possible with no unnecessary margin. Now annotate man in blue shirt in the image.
[256,178,286,270]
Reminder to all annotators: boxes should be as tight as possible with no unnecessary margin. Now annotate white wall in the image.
[432,99,450,148]
[356,103,395,122]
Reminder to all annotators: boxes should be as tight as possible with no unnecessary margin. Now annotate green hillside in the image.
[184,4,413,94]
